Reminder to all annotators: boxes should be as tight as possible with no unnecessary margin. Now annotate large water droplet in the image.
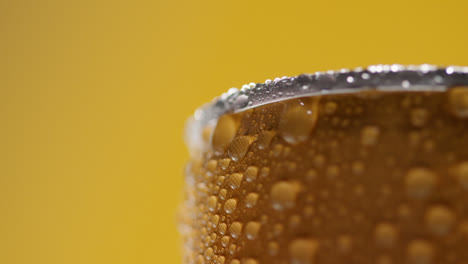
[205,160,218,176]
[230,221,243,238]
[218,223,227,235]
[256,130,277,150]
[407,240,434,264]
[271,181,301,211]
[374,222,398,248]
[452,161,468,190]
[376,255,392,264]
[278,101,318,144]
[361,125,380,146]
[219,158,231,170]
[289,238,319,264]
[227,173,244,189]
[336,235,352,253]
[204,247,214,260]
[324,101,337,115]
[233,94,249,108]
[242,258,259,264]
[211,214,220,228]
[410,108,429,127]
[447,86,468,118]
[244,221,261,240]
[245,166,258,182]
[212,115,238,154]
[207,196,218,212]
[405,167,437,199]
[229,244,237,255]
[425,204,455,236]
[268,241,279,256]
[260,167,270,178]
[221,236,230,247]
[224,198,238,214]
[245,192,259,208]
[228,136,255,161]
[219,189,228,200]
[195,254,205,264]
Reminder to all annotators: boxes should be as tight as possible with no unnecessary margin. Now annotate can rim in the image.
[185,64,468,154]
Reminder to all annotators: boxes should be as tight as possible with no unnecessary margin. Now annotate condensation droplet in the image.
[459,220,468,237]
[278,101,318,144]
[336,235,352,253]
[208,196,218,212]
[377,255,392,264]
[228,136,255,161]
[211,214,220,228]
[218,256,225,264]
[217,175,225,186]
[402,80,411,88]
[326,165,339,179]
[361,125,380,146]
[212,115,238,154]
[204,247,214,260]
[270,144,284,157]
[230,221,243,238]
[242,258,258,264]
[452,161,468,190]
[303,206,315,218]
[245,166,259,182]
[227,173,244,189]
[196,254,205,264]
[218,223,227,235]
[289,238,319,264]
[219,189,228,200]
[202,125,213,143]
[425,204,455,236]
[245,192,259,208]
[324,101,338,115]
[244,221,261,240]
[352,161,365,175]
[305,169,318,181]
[271,181,301,211]
[405,167,437,199]
[410,108,429,127]
[205,160,218,176]
[219,158,231,170]
[289,214,302,228]
[447,86,468,118]
[256,130,277,150]
[313,155,326,168]
[268,241,279,256]
[273,224,284,237]
[407,240,434,264]
[221,236,230,247]
[233,94,249,107]
[224,198,238,214]
[375,222,398,248]
[260,167,270,178]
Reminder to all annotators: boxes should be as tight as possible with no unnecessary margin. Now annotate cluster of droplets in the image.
[180,86,468,264]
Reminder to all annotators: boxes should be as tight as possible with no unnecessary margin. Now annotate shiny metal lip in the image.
[185,64,468,153]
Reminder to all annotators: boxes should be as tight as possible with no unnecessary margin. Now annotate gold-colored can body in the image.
[181,78,468,264]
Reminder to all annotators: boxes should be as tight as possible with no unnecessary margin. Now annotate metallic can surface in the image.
[180,65,468,264]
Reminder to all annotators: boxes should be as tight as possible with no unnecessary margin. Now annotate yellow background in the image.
[1,0,467,263]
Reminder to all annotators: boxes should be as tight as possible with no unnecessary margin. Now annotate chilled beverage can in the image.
[180,65,468,264]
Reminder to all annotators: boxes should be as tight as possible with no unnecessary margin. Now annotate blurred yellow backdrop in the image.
[1,0,467,263]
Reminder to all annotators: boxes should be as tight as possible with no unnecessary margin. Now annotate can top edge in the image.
[185,64,468,153]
